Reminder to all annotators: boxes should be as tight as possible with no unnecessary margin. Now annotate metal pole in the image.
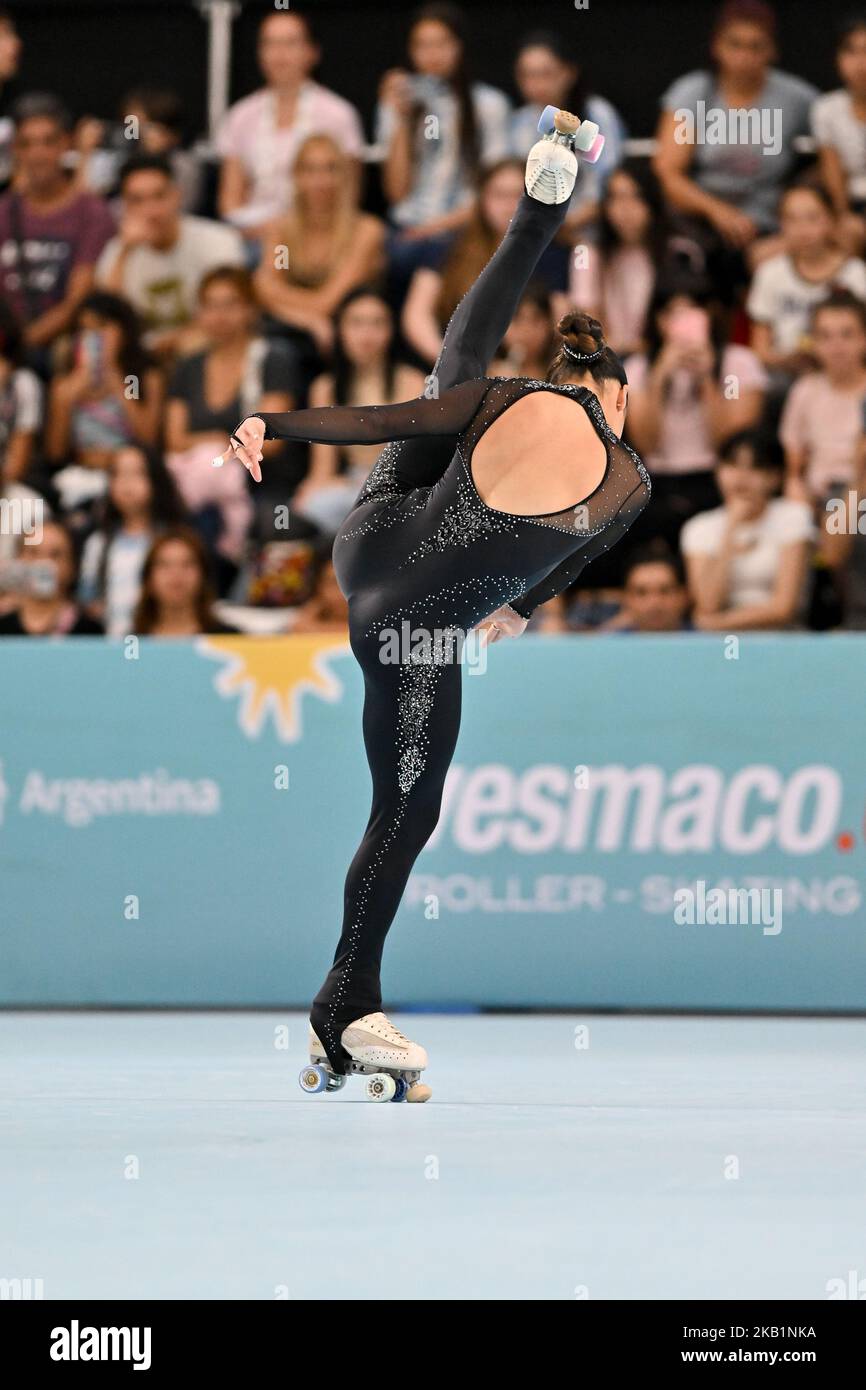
[196,0,240,147]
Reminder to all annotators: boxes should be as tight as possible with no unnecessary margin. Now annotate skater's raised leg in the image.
[374,107,592,495]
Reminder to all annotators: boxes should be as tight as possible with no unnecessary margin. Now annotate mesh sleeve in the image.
[237,378,489,447]
[510,474,651,620]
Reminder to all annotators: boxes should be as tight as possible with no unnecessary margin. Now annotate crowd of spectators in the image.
[2,0,866,638]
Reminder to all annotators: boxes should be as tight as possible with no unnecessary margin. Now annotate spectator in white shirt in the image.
[681,429,815,630]
[376,3,510,298]
[217,9,364,242]
[96,154,244,360]
[812,16,866,254]
[748,182,866,380]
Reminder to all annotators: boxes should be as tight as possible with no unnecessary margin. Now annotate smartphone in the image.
[77,329,105,383]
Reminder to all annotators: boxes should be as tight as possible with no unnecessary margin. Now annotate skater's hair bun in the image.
[558,311,605,358]
[548,311,628,389]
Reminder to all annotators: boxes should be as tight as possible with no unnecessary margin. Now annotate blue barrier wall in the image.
[0,634,864,1009]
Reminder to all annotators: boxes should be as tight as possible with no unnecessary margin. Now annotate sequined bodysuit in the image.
[246,189,651,1072]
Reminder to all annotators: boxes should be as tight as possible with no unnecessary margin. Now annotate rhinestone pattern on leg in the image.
[315,575,527,1069]
[396,626,461,792]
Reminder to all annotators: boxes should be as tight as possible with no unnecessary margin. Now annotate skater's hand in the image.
[214,416,265,481]
[475,604,528,645]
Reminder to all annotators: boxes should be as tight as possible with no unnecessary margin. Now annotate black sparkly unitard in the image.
[242,190,651,1072]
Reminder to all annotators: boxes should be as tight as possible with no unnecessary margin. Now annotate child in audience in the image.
[376,3,511,294]
[509,28,625,231]
[780,290,866,503]
[681,429,814,630]
[748,184,866,380]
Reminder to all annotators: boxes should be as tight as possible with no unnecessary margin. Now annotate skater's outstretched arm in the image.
[219,379,490,480]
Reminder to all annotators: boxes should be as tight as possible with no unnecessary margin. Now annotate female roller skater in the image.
[218,109,651,1100]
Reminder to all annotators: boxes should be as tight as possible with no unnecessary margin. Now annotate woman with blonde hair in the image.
[254,133,385,358]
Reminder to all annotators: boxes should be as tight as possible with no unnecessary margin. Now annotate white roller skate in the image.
[524,104,605,205]
[299,1011,431,1104]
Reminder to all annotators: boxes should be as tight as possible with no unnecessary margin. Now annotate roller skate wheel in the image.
[326,1073,347,1092]
[364,1072,397,1103]
[406,1083,432,1103]
[391,1077,409,1102]
[574,120,600,152]
[554,110,581,137]
[299,1064,330,1094]
[537,103,559,135]
[579,132,605,164]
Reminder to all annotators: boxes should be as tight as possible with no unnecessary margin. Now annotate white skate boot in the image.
[524,105,604,205]
[300,1011,431,1104]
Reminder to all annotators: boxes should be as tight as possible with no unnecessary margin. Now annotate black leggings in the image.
[310,192,572,1071]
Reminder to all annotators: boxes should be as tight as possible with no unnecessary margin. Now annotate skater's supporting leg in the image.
[310,641,463,1072]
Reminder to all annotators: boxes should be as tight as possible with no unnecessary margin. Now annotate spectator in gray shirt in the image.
[653,0,817,295]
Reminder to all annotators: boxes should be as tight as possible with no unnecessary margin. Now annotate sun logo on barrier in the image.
[198,634,350,741]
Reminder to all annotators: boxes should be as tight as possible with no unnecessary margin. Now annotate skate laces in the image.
[368,1012,409,1043]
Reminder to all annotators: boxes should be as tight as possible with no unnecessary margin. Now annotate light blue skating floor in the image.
[2,1011,864,1300]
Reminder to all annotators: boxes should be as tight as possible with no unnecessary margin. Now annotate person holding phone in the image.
[625,283,768,549]
[376,3,511,299]
[46,291,163,472]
